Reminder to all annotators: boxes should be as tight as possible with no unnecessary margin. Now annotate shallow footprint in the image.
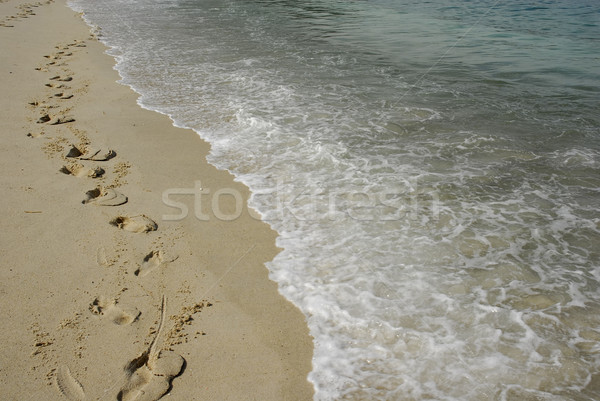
[60,162,104,178]
[89,296,140,326]
[83,187,128,206]
[110,215,158,233]
[55,365,85,401]
[135,250,179,277]
[97,246,109,267]
[27,131,45,138]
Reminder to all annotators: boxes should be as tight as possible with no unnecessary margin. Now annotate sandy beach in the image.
[0,0,314,399]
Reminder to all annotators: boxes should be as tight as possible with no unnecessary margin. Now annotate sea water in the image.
[68,0,600,399]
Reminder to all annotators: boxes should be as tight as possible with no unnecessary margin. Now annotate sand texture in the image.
[0,0,314,399]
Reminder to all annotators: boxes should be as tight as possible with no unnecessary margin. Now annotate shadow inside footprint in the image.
[83,187,128,206]
[89,297,140,326]
[110,215,158,233]
[37,114,51,123]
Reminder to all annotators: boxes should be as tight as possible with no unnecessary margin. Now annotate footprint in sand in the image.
[110,215,158,234]
[82,187,128,206]
[89,296,140,326]
[37,113,75,125]
[43,54,63,61]
[66,144,116,161]
[53,92,73,99]
[49,75,73,82]
[55,365,85,401]
[119,350,184,401]
[118,296,185,401]
[60,162,104,178]
[45,83,70,89]
[52,50,73,57]
[135,250,179,277]
[96,247,109,267]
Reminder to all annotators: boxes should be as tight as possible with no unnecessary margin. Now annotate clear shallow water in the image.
[69,0,600,399]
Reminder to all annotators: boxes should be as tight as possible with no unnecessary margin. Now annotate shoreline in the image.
[0,0,314,399]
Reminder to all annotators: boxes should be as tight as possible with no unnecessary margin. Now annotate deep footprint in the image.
[45,83,70,89]
[60,162,104,178]
[135,250,179,277]
[118,296,185,401]
[37,113,75,125]
[118,350,184,401]
[66,144,116,161]
[53,92,74,99]
[89,296,140,326]
[49,75,73,82]
[82,187,128,206]
[110,215,158,233]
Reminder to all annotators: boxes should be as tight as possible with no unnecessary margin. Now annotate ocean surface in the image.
[69,0,600,399]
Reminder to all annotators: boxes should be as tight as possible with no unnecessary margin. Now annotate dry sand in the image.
[0,0,314,399]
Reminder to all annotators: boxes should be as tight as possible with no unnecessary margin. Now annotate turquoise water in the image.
[70,0,600,399]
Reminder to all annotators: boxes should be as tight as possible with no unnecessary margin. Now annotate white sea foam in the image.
[70,0,600,399]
